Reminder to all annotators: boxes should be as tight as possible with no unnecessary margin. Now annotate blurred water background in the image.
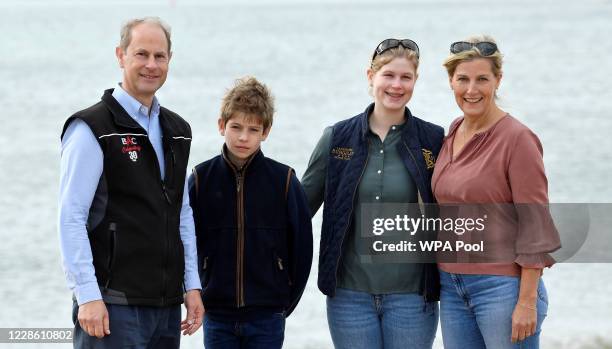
[1,0,611,347]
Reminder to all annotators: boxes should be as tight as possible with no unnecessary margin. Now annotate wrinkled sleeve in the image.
[285,173,314,317]
[58,119,104,305]
[188,169,200,231]
[179,175,201,291]
[301,126,332,216]
[508,129,561,268]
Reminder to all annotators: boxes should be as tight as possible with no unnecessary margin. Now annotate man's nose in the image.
[145,56,158,69]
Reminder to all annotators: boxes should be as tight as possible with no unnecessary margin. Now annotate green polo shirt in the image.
[302,122,423,294]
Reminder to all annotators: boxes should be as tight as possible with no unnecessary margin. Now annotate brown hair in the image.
[220,76,275,130]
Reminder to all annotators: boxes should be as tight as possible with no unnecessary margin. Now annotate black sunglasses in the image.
[372,38,420,60]
[450,41,498,56]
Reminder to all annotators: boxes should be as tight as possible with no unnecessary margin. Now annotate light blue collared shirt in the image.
[58,85,201,305]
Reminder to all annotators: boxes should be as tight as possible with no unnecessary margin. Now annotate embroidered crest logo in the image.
[422,148,435,169]
[331,147,354,161]
[121,136,142,163]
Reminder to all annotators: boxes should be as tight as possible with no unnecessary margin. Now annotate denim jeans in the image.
[439,270,549,349]
[203,312,285,349]
[326,288,438,349]
[72,300,181,349]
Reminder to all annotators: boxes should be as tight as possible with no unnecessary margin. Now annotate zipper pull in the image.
[236,173,243,193]
[277,257,284,271]
[161,182,172,204]
[203,257,208,270]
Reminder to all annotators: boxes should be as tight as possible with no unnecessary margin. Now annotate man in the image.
[58,17,203,348]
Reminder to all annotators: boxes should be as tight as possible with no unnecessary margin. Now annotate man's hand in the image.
[78,300,110,338]
[181,290,204,335]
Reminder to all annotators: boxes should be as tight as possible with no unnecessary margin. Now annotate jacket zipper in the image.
[222,149,257,308]
[403,141,432,303]
[332,139,370,296]
[112,115,175,306]
[160,208,169,306]
[236,170,245,307]
[159,140,173,306]
[143,135,172,305]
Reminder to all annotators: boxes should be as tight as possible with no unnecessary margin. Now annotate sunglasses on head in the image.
[372,38,420,60]
[450,41,498,56]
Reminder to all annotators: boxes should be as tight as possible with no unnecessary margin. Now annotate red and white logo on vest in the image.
[121,136,141,162]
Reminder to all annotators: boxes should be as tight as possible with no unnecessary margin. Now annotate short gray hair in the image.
[119,17,172,52]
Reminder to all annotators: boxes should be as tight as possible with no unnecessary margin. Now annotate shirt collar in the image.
[221,144,262,172]
[367,121,406,134]
[360,103,412,141]
[112,84,160,121]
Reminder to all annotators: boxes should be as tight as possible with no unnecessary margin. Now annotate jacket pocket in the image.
[105,222,117,288]
[201,255,211,287]
[274,253,292,287]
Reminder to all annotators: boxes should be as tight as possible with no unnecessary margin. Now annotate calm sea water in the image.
[1,0,611,348]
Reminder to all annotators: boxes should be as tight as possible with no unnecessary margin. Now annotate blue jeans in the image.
[439,270,549,349]
[326,288,438,349]
[203,312,285,349]
[72,300,180,349]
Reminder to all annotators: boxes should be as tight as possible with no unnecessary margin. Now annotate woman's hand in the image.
[511,300,537,342]
[512,267,542,343]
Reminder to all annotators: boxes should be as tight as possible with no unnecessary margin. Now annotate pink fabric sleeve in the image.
[508,129,561,268]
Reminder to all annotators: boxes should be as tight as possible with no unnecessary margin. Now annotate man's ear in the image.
[218,118,225,136]
[115,46,125,68]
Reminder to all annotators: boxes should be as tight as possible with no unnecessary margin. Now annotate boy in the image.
[189,77,313,348]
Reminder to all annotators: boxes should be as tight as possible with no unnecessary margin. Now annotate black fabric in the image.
[191,151,295,318]
[61,89,192,306]
[318,104,445,301]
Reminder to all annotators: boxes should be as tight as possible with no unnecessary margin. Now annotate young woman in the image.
[432,35,561,348]
[302,39,444,349]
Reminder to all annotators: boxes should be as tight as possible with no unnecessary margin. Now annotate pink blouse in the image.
[432,114,561,276]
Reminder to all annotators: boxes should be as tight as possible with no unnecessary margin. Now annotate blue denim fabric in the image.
[72,301,181,349]
[326,288,438,349]
[439,270,549,349]
[203,312,285,349]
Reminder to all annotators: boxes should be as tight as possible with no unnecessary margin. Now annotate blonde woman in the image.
[302,39,444,349]
[432,36,561,348]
